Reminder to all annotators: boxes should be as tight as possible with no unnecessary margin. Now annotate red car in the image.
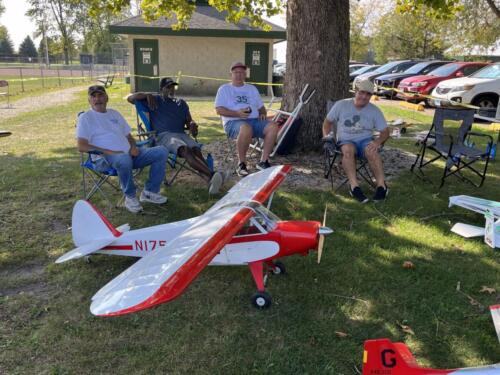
[397,62,489,104]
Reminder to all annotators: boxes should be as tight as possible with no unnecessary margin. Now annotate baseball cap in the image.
[230,61,247,71]
[355,79,375,94]
[88,85,106,95]
[159,77,178,89]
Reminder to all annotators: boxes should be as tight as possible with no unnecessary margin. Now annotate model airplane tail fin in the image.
[491,305,500,345]
[55,200,124,264]
[363,339,435,374]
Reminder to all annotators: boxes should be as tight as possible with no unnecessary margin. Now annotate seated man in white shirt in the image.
[76,85,168,213]
[215,62,279,176]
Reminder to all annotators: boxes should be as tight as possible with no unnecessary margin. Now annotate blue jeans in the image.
[96,146,168,198]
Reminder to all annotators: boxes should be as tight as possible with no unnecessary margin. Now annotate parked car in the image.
[353,60,418,90]
[430,62,499,112]
[397,61,489,105]
[374,60,449,98]
[273,63,286,76]
[350,65,380,83]
[349,64,370,74]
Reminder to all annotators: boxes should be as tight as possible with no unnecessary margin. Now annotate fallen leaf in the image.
[403,261,415,269]
[335,331,348,338]
[456,281,461,291]
[479,286,496,294]
[397,322,415,335]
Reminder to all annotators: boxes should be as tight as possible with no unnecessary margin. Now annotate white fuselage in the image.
[93,217,280,265]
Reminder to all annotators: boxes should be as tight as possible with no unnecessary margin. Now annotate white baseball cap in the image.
[355,79,375,94]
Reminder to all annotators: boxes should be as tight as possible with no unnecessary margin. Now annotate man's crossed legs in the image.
[158,131,225,194]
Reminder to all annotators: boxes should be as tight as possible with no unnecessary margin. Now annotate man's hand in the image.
[237,109,250,119]
[146,94,157,110]
[188,121,198,137]
[258,113,267,121]
[129,145,140,157]
[366,140,381,153]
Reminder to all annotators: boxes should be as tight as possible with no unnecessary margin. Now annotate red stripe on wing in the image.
[252,164,291,203]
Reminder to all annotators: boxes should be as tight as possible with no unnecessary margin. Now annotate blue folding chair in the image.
[134,101,209,186]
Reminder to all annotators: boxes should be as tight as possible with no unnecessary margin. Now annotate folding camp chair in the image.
[0,80,10,108]
[135,101,207,186]
[323,100,381,191]
[410,108,493,188]
[249,84,316,158]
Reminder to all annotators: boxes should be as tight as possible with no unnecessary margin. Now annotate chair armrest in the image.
[136,130,157,137]
[466,131,493,144]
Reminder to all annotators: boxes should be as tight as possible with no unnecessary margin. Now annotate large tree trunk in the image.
[284,0,349,151]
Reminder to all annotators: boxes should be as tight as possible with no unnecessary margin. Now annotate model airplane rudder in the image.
[55,200,124,264]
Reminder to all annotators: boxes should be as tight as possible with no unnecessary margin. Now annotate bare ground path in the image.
[0,85,87,121]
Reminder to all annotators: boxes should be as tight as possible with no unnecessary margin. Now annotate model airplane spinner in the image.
[362,337,500,374]
[449,195,500,249]
[56,165,333,317]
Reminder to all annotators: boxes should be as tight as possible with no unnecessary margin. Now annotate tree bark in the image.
[283,0,349,152]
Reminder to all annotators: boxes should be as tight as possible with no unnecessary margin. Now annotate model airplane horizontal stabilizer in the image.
[89,165,292,316]
[363,338,500,374]
[56,200,124,263]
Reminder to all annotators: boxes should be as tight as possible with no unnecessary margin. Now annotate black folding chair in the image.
[410,108,493,188]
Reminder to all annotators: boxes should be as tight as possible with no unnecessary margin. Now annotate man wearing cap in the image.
[128,77,223,194]
[215,62,279,176]
[322,79,390,203]
[77,85,168,213]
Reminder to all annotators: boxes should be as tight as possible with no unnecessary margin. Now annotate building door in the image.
[245,43,269,94]
[133,39,159,92]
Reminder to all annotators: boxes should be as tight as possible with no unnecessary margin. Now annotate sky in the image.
[0,0,39,50]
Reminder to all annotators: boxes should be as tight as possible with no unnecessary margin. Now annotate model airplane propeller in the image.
[56,165,333,316]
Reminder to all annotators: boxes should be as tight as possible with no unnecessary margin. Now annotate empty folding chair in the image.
[411,108,493,188]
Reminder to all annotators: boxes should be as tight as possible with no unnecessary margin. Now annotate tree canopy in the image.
[0,26,14,55]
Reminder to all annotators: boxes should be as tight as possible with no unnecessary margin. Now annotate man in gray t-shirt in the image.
[322,79,390,203]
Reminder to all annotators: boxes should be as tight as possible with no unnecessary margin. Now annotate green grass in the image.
[0,89,499,374]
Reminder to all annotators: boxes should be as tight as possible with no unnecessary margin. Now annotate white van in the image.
[430,63,500,112]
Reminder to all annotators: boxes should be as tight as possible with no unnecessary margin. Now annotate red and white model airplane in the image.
[362,338,500,374]
[56,165,333,317]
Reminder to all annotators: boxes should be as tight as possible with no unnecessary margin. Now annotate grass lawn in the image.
[0,86,499,374]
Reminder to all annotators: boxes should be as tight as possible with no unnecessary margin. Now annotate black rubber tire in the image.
[472,95,498,110]
[271,261,286,275]
[251,291,272,309]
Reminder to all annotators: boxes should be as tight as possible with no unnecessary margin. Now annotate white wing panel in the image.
[90,204,253,316]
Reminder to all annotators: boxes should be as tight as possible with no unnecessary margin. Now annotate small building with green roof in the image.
[109,2,286,95]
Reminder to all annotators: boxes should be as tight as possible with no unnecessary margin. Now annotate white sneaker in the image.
[124,196,143,213]
[208,172,223,195]
[140,190,168,204]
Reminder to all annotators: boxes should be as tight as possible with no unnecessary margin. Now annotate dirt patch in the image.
[0,85,86,120]
[0,262,49,297]
[173,140,416,191]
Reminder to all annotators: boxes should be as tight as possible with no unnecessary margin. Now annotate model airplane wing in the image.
[55,200,127,263]
[449,195,500,217]
[90,165,292,316]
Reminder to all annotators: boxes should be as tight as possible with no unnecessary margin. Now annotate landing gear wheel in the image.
[251,291,272,309]
[271,261,286,275]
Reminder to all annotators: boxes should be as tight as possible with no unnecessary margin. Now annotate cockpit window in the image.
[234,203,279,236]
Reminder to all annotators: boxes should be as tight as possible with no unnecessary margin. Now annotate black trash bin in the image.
[272,74,284,97]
